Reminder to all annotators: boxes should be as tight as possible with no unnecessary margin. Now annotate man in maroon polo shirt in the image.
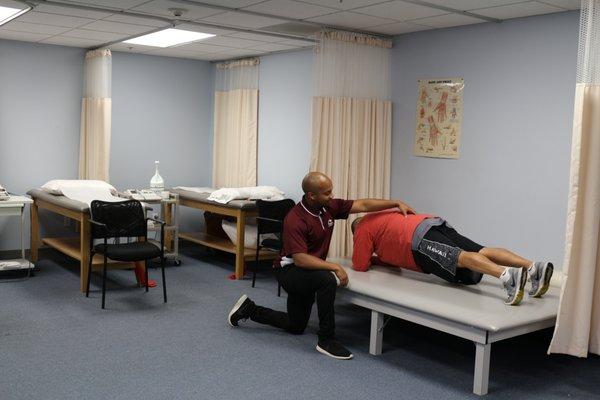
[227,172,415,360]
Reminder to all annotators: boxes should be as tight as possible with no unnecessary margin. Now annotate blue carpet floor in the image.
[0,246,598,400]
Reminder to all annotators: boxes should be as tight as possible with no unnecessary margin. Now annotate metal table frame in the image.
[0,195,34,275]
[339,290,556,395]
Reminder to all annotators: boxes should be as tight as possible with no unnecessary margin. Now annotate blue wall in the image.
[0,41,213,250]
[391,11,579,265]
[257,49,313,201]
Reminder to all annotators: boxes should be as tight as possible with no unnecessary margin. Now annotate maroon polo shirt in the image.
[277,197,354,267]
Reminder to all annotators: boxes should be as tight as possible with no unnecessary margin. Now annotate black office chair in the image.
[86,199,167,309]
[252,199,296,296]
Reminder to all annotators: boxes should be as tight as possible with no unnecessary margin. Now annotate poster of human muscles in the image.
[414,78,464,159]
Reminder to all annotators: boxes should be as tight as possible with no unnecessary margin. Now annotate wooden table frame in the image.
[178,197,277,280]
[30,198,136,292]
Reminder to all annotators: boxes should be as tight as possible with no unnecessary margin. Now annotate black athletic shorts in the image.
[412,223,484,285]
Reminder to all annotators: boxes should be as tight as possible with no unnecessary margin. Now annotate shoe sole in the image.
[316,345,353,360]
[505,268,527,306]
[532,262,554,298]
[228,294,248,327]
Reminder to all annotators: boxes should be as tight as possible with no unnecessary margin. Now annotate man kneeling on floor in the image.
[228,172,416,360]
[351,209,554,305]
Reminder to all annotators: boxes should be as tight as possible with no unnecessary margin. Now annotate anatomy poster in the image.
[414,78,464,158]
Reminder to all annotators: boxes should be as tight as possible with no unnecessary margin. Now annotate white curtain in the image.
[549,0,600,357]
[79,49,112,181]
[212,58,259,188]
[311,30,392,258]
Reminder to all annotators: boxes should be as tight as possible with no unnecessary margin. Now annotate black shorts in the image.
[412,223,484,285]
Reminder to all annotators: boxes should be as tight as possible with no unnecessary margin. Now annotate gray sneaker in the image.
[503,267,527,305]
[528,262,554,298]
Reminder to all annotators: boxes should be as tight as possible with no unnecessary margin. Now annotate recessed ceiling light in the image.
[0,5,31,26]
[123,28,215,48]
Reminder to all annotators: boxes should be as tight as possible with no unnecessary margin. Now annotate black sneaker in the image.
[316,339,353,360]
[228,294,256,327]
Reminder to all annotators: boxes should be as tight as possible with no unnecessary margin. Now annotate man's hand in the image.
[334,265,349,287]
[396,201,416,216]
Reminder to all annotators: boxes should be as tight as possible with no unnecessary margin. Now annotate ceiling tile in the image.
[275,38,316,46]
[80,20,156,35]
[217,48,265,57]
[144,47,209,57]
[39,36,105,47]
[365,21,431,35]
[201,35,269,48]
[201,11,287,29]
[1,21,71,35]
[108,42,153,52]
[131,0,224,19]
[175,23,236,36]
[0,29,51,42]
[421,1,525,11]
[34,4,112,19]
[192,0,267,7]
[249,42,298,51]
[59,0,149,9]
[15,11,95,28]
[306,11,396,28]
[177,41,233,53]
[474,1,564,19]
[537,0,580,10]
[413,13,485,28]
[353,1,446,21]
[227,31,284,42]
[295,0,391,11]
[61,28,130,41]
[103,14,171,27]
[243,0,337,19]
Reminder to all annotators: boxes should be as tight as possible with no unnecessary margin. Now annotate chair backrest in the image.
[90,200,146,239]
[256,199,296,235]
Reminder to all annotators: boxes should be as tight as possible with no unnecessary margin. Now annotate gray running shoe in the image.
[503,267,527,306]
[528,262,554,298]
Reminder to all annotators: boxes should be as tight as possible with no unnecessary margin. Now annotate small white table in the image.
[0,195,34,275]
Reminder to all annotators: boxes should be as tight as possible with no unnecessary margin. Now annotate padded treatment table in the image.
[329,257,559,395]
[170,188,278,279]
[28,189,138,292]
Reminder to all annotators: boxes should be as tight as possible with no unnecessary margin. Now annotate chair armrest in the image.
[146,217,166,226]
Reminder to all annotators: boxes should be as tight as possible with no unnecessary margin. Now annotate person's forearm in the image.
[352,199,400,213]
[292,253,340,271]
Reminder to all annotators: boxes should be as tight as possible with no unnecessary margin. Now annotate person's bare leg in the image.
[457,251,505,278]
[479,247,532,269]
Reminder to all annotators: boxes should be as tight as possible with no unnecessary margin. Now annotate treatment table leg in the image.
[80,216,91,293]
[370,310,384,355]
[473,342,491,395]
[30,201,39,263]
[234,210,246,280]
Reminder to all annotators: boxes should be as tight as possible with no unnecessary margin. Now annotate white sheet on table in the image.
[60,186,124,206]
[173,186,214,194]
[207,186,285,204]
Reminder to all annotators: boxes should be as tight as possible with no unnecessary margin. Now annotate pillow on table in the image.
[41,180,118,196]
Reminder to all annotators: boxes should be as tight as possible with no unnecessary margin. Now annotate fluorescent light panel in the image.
[124,28,215,48]
[0,5,31,26]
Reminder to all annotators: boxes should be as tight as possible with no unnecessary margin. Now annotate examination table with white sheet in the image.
[28,188,137,292]
[170,188,279,280]
[329,258,559,395]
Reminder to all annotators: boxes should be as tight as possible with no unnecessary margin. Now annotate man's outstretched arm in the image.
[350,199,416,216]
